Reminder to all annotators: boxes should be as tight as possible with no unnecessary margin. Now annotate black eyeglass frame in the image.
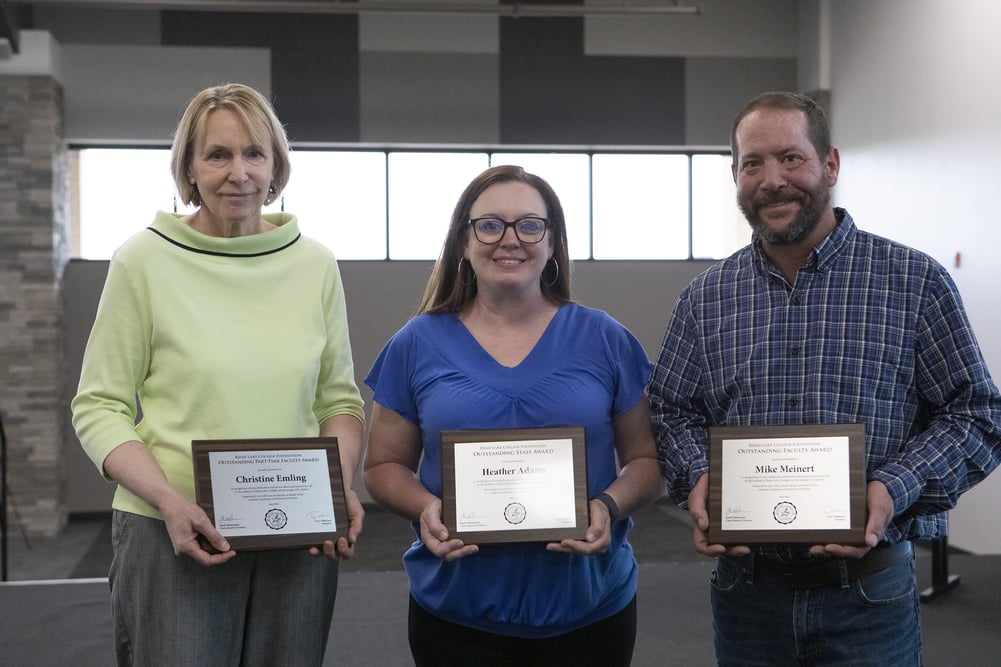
[468,216,550,245]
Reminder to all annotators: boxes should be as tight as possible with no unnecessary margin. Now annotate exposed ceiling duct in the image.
[13,1,703,18]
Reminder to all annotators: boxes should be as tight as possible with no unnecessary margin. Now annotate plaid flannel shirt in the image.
[649,209,1001,542]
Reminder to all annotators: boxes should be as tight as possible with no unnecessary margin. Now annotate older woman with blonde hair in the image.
[73,83,364,666]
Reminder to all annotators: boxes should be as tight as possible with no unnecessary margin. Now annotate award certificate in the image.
[192,437,348,550]
[707,424,867,545]
[441,426,589,544]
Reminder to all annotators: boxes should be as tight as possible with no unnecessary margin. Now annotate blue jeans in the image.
[710,549,922,666]
[109,510,340,667]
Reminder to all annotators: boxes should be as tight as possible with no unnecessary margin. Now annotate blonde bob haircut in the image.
[170,83,291,208]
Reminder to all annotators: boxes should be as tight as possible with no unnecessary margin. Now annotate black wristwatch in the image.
[592,492,621,522]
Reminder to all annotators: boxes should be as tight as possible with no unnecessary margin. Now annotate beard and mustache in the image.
[739,179,831,246]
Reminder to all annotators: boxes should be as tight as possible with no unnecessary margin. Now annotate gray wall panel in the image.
[359,13,498,54]
[360,52,499,144]
[61,44,271,142]
[500,16,684,144]
[584,0,798,58]
[32,7,161,45]
[161,11,360,142]
[40,6,799,146]
[684,57,797,146]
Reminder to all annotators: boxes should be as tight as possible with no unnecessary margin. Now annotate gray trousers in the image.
[109,510,339,667]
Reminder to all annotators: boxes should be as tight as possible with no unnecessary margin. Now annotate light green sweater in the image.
[72,211,365,520]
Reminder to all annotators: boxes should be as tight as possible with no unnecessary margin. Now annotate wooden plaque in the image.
[707,424,867,545]
[441,426,589,544]
[191,437,347,550]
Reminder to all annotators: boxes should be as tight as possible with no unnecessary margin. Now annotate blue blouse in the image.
[366,302,652,638]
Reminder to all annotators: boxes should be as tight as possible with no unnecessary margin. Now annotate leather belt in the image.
[752,541,913,590]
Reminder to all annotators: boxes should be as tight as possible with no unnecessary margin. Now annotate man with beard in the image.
[648,92,1001,665]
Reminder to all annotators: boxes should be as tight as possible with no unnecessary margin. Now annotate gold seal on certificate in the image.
[191,437,349,550]
[707,424,868,545]
[440,426,589,544]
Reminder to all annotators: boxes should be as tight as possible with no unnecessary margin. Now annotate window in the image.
[489,152,591,259]
[387,152,489,260]
[592,154,690,260]
[691,154,746,259]
[72,146,748,261]
[77,148,188,259]
[281,151,387,260]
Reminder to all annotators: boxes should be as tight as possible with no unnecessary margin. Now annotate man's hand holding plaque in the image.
[706,424,868,546]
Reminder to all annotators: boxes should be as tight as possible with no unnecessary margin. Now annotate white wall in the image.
[823,0,1001,553]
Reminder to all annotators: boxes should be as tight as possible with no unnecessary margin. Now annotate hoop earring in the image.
[458,258,476,287]
[541,257,559,287]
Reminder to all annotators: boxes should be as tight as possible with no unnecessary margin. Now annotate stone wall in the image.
[0,75,70,536]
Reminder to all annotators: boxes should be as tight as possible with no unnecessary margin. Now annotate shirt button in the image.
[792,295,802,305]
[788,398,799,407]
[789,346,801,356]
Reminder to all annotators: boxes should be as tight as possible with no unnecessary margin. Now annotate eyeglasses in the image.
[469,216,549,244]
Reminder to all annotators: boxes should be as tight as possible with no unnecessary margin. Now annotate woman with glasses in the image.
[364,165,663,666]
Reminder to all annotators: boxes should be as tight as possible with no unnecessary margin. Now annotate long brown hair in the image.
[417,165,572,315]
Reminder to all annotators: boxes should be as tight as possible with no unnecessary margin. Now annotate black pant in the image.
[408,594,637,667]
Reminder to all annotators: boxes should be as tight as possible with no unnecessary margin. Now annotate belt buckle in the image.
[782,558,843,589]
